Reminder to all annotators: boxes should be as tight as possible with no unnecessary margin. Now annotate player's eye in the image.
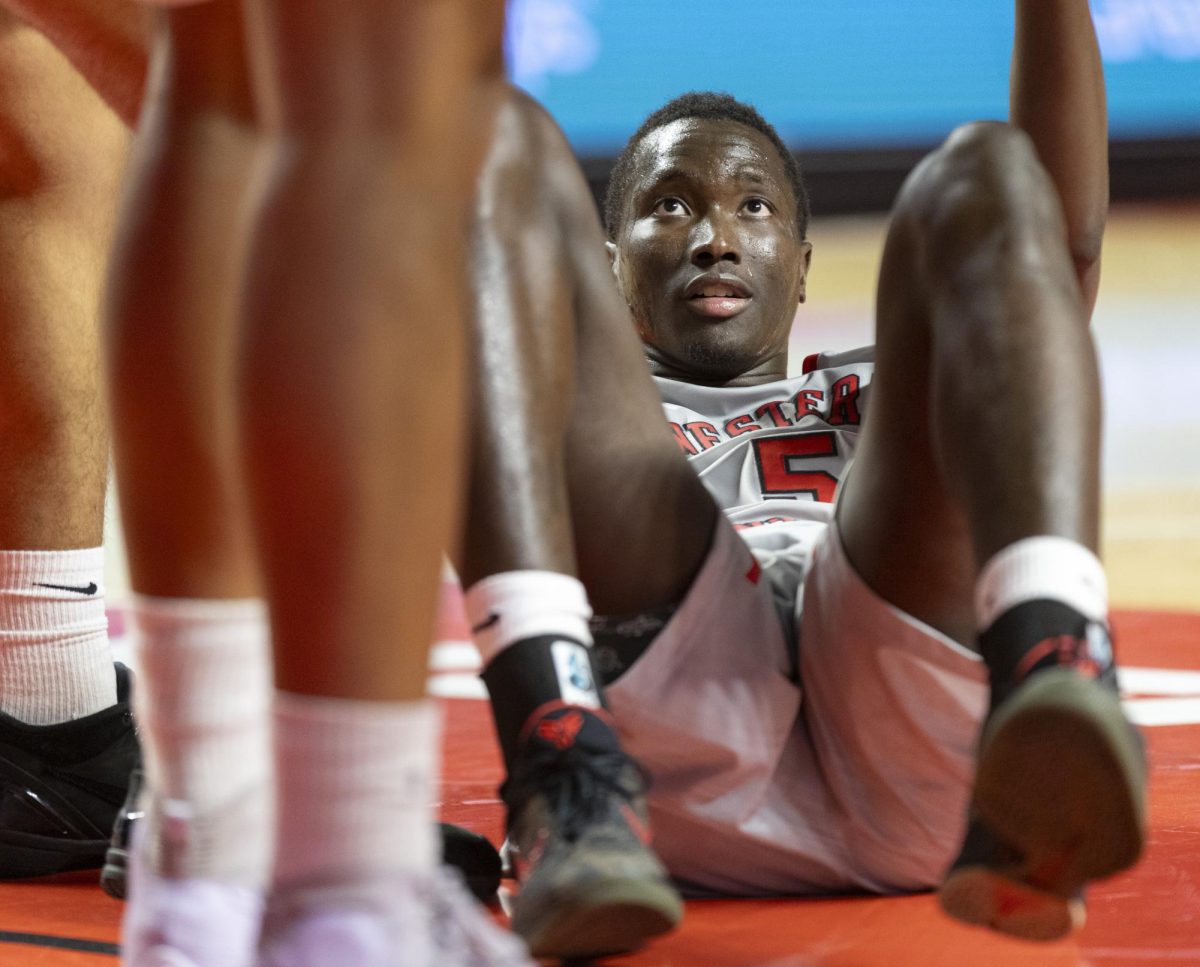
[653,197,690,217]
[742,197,774,217]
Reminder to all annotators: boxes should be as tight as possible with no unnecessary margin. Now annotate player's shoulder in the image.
[798,345,875,375]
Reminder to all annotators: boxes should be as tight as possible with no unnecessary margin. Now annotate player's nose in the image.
[690,210,741,267]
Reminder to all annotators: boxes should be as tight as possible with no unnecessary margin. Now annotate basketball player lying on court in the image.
[461,0,1145,948]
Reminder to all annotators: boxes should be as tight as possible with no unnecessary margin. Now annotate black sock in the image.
[480,634,609,771]
[978,598,1116,710]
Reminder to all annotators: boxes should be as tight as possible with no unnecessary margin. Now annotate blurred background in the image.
[104,1,1200,613]
[507,0,1200,213]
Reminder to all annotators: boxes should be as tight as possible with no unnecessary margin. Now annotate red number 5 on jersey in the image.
[752,432,839,502]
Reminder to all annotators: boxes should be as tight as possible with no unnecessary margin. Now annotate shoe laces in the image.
[504,746,644,843]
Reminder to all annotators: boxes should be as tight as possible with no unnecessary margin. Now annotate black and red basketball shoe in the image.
[940,601,1146,939]
[501,705,682,959]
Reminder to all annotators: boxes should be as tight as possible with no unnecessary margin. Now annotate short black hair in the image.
[603,91,810,241]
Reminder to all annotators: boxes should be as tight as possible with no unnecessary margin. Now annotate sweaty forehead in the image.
[631,117,789,193]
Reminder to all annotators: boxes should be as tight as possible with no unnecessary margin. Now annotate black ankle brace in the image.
[979,599,1115,710]
[481,635,605,771]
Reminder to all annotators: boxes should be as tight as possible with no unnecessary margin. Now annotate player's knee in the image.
[0,122,42,198]
[940,120,1036,171]
[480,87,601,246]
[482,87,545,181]
[0,62,60,198]
[476,87,565,234]
[906,122,1065,275]
[0,375,104,469]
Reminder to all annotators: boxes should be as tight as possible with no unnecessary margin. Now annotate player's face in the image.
[610,118,812,385]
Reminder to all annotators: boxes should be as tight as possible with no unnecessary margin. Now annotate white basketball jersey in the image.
[613,344,984,895]
[655,346,875,558]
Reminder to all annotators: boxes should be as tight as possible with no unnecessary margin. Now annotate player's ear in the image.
[797,241,813,304]
[605,241,621,281]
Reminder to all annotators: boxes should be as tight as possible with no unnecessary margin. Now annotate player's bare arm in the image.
[1011,0,1108,312]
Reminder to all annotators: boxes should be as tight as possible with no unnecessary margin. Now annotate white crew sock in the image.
[463,570,593,665]
[0,547,114,725]
[133,596,273,887]
[271,693,440,890]
[975,536,1109,631]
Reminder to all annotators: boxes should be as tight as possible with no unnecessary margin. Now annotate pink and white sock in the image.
[271,692,440,891]
[132,596,273,887]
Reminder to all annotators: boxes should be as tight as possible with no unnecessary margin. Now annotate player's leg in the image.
[236,1,527,962]
[838,124,1100,642]
[103,5,272,965]
[835,121,1142,936]
[461,92,717,627]
[463,99,716,616]
[459,90,691,959]
[0,9,138,880]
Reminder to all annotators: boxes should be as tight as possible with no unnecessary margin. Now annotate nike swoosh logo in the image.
[471,612,501,634]
[33,582,99,595]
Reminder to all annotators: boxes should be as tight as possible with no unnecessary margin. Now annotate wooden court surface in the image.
[2,204,1197,964]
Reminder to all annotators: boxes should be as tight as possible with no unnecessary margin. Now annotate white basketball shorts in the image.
[604,516,988,896]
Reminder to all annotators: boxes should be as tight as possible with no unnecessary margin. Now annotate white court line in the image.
[1123,697,1200,728]
[427,672,487,700]
[428,641,480,671]
[1120,667,1200,694]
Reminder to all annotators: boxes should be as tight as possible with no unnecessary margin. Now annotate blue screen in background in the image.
[507,0,1200,157]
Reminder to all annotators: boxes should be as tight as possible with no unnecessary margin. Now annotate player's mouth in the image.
[682,274,752,319]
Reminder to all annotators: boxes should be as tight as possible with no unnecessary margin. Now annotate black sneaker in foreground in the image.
[940,617,1146,940]
[100,764,143,899]
[0,663,139,880]
[501,705,682,959]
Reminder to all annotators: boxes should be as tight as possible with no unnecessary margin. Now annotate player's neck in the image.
[646,349,789,387]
